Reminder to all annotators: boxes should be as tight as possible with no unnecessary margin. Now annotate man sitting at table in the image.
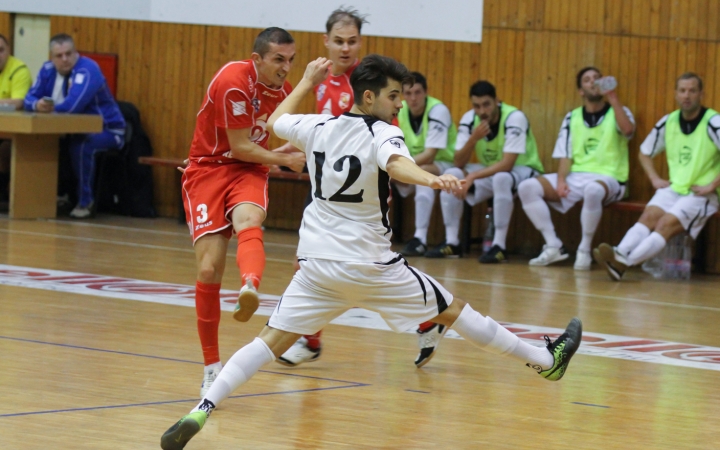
[0,33,32,211]
[24,33,125,218]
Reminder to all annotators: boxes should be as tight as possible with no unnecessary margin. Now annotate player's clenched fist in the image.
[285,151,307,173]
[430,174,465,194]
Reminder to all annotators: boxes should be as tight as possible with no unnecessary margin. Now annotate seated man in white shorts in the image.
[394,72,456,257]
[426,80,544,262]
[160,55,583,450]
[594,73,720,281]
[517,67,635,270]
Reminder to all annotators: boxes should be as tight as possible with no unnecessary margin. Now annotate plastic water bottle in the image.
[660,234,692,280]
[482,207,494,253]
[641,254,663,279]
[594,76,617,94]
[678,235,692,280]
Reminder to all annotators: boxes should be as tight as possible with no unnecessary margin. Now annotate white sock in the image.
[439,169,465,246]
[578,182,605,252]
[491,172,514,249]
[617,223,651,257]
[451,304,553,370]
[627,232,667,266]
[193,337,275,411]
[414,185,435,244]
[518,178,562,248]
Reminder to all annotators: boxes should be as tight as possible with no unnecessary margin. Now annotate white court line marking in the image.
[1,264,719,372]
[2,226,718,314]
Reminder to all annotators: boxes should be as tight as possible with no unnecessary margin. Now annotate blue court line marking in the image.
[571,402,610,409]
[0,384,368,418]
[0,335,366,386]
[405,389,430,394]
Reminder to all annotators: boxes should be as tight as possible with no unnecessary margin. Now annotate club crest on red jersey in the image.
[339,92,351,110]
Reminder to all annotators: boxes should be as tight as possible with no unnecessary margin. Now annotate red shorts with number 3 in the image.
[182,162,269,243]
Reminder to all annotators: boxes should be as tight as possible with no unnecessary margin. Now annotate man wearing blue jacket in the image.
[25,33,125,218]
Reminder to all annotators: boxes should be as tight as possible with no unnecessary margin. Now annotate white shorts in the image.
[542,172,626,214]
[647,186,719,239]
[268,255,454,335]
[463,164,539,206]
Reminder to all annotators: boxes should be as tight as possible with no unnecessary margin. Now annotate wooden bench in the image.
[137,157,310,223]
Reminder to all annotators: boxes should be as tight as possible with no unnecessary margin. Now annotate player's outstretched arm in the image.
[268,57,332,132]
[227,127,306,172]
[386,154,464,194]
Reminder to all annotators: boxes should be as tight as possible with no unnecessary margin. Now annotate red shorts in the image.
[182,162,269,243]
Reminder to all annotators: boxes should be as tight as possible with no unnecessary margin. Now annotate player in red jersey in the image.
[184,27,306,397]
[277,8,367,367]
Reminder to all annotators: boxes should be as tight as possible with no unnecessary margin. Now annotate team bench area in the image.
[139,156,720,274]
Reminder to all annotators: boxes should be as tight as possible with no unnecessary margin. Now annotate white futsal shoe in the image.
[529,245,569,266]
[573,250,592,270]
[200,362,222,397]
[277,337,322,367]
[415,324,448,368]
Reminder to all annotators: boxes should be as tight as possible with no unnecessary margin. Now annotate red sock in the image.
[195,281,221,366]
[304,330,322,350]
[418,321,436,333]
[237,226,265,289]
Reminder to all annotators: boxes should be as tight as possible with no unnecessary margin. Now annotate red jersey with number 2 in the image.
[314,60,359,115]
[189,60,292,164]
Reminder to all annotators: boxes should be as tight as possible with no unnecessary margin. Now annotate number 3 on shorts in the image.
[196,204,208,223]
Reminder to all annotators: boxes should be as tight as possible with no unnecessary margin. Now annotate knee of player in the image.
[582,181,606,201]
[655,213,684,238]
[491,171,513,192]
[197,265,223,284]
[517,178,539,203]
[443,167,464,179]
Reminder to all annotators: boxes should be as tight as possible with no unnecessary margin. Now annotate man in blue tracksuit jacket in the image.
[24,33,125,218]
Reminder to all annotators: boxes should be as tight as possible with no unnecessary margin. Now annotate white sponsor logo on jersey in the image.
[317,84,327,101]
[231,100,247,116]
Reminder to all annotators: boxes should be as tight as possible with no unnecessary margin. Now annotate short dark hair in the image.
[49,33,75,51]
[676,72,703,91]
[576,66,601,89]
[350,54,413,105]
[408,71,427,92]
[469,80,496,98]
[252,27,294,57]
[326,7,369,34]
[0,34,8,46]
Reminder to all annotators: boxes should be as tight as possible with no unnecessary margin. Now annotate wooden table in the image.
[0,112,103,219]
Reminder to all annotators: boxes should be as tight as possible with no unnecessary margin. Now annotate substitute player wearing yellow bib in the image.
[518,67,635,270]
[427,81,543,263]
[595,73,720,281]
[395,72,457,257]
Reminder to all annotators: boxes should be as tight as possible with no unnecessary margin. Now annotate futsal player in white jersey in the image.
[160,55,583,450]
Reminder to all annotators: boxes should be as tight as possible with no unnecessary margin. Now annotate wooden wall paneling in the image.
[441,40,456,110]
[629,0,647,37]
[644,0,661,37]
[618,0,634,36]
[696,0,709,41]
[604,0,623,35]
[521,31,548,168]
[0,12,12,44]
[714,45,720,112]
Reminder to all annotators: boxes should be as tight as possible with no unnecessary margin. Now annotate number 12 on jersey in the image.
[312,152,364,203]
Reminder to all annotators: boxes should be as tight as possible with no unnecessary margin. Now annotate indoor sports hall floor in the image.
[0,216,717,449]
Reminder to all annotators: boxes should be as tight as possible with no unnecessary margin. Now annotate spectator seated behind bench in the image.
[0,33,32,209]
[24,33,125,219]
